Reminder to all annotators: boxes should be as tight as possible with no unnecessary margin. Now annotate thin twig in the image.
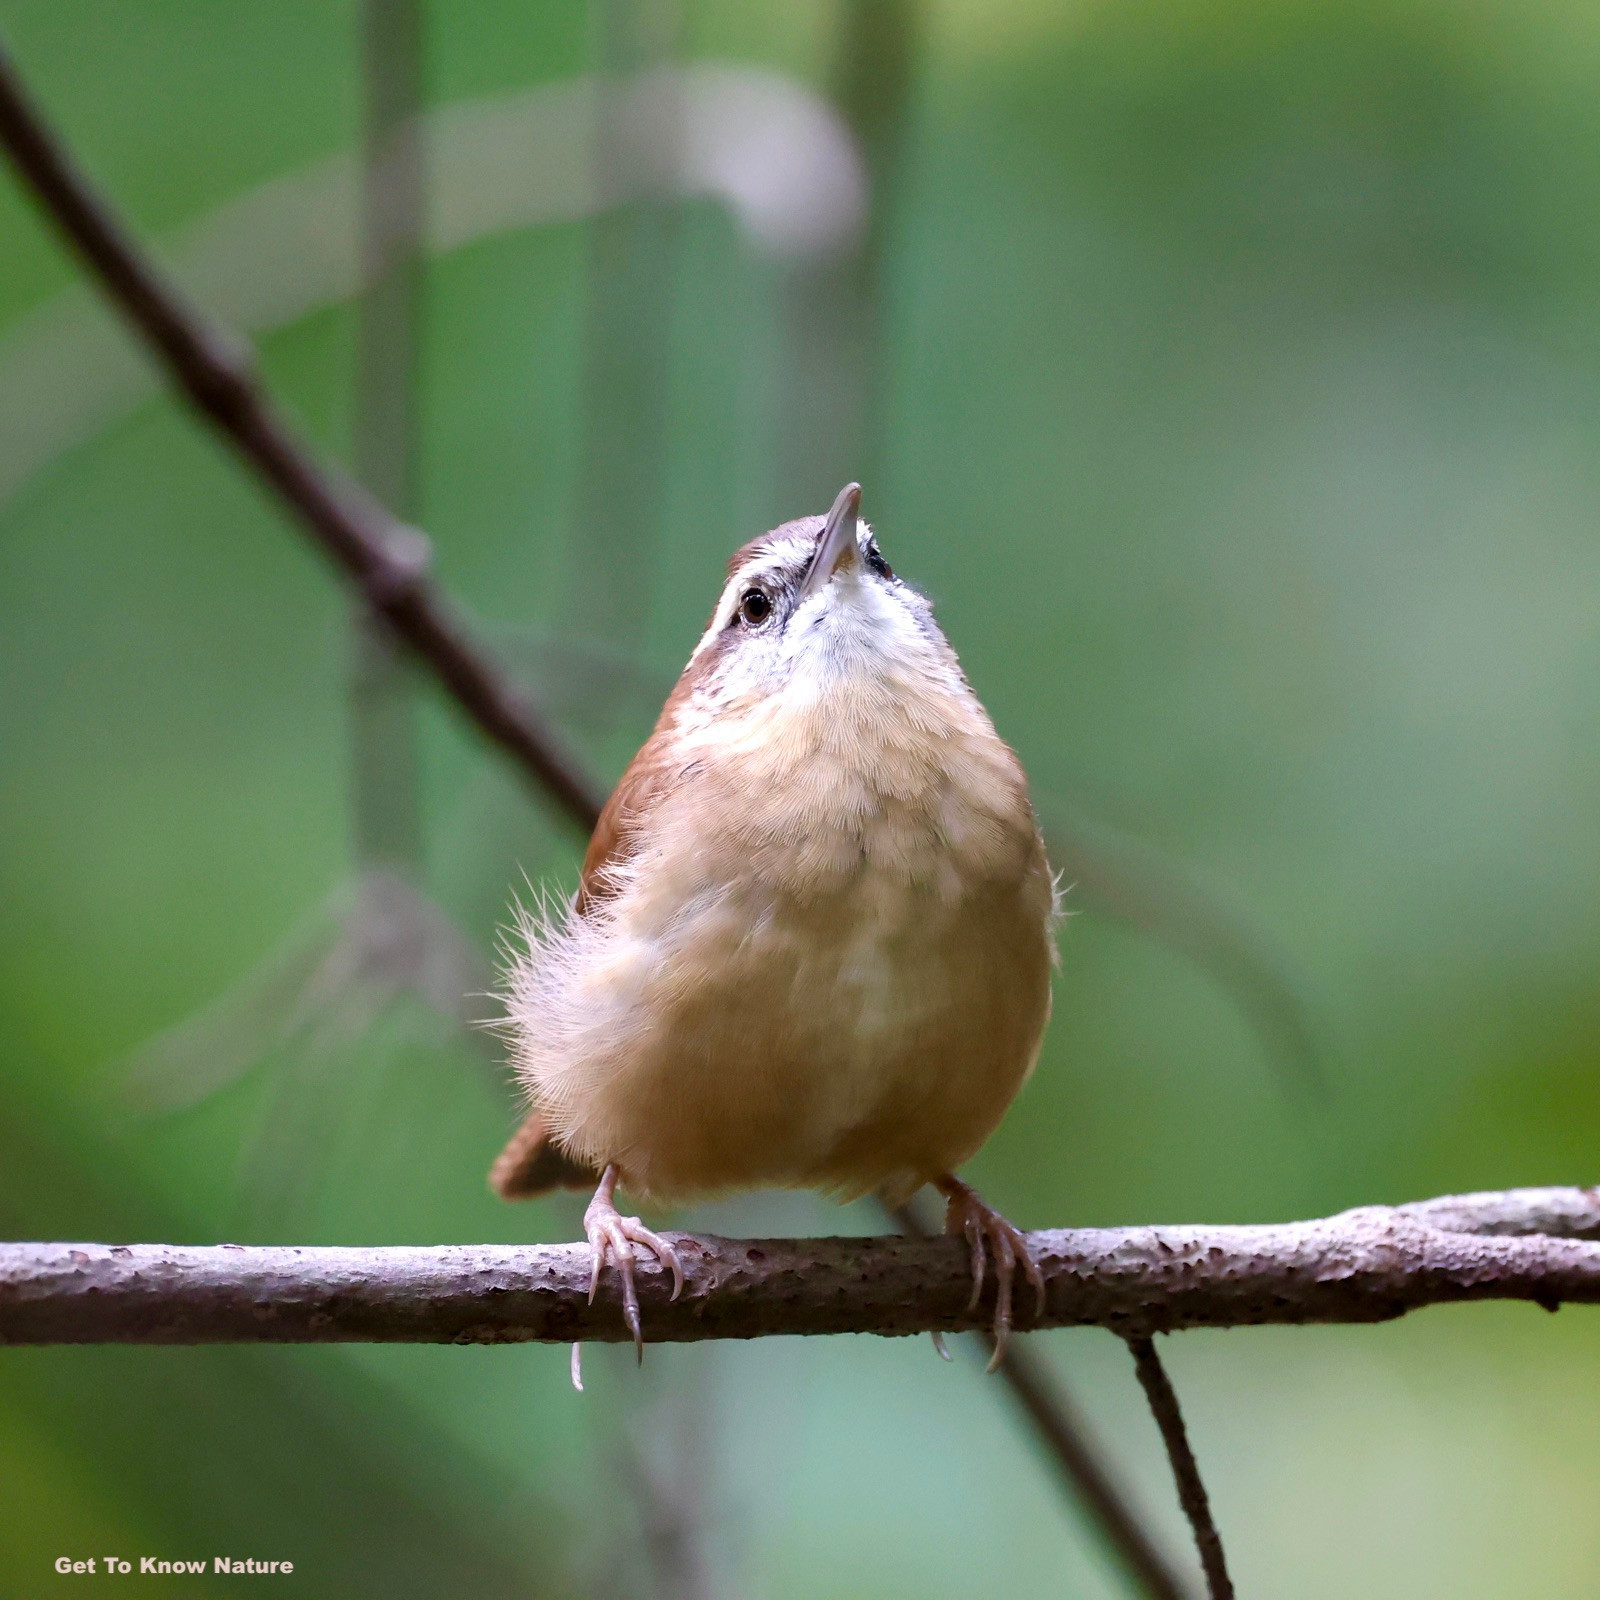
[4,1186,1599,1347]
[0,40,604,831]
[993,1340,1193,1599]
[892,1199,1191,1600]
[1126,1337,1233,1600]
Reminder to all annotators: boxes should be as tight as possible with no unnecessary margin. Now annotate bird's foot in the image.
[582,1164,684,1369]
[935,1175,1045,1370]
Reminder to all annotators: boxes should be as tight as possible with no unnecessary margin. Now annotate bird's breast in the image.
[518,670,1056,1203]
[666,664,1038,898]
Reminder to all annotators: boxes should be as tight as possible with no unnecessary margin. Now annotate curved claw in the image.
[959,1207,988,1315]
[987,1221,1018,1370]
[582,1166,683,1366]
[936,1175,1044,1370]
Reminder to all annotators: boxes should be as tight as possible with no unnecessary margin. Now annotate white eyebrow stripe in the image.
[729,537,813,591]
[729,518,877,591]
[690,520,888,661]
[689,542,808,661]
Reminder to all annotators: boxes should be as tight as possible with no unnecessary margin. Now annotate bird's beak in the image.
[797,482,863,603]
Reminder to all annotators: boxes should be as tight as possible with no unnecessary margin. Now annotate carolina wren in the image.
[492,484,1057,1370]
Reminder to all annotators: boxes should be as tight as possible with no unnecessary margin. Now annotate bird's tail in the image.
[489,1111,597,1199]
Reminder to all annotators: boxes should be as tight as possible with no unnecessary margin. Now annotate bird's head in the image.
[683,483,960,710]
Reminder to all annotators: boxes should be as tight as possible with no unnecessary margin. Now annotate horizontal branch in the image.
[3,1186,1596,1347]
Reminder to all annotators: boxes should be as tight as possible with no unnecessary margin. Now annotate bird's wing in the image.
[489,705,694,1200]
[572,723,685,916]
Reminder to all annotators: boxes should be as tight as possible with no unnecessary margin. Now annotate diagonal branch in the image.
[3,1187,1598,1347]
[0,41,604,831]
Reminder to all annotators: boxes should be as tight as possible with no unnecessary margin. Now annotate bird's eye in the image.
[738,588,772,626]
[865,542,893,580]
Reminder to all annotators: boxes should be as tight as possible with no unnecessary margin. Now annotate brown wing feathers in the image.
[488,683,699,1200]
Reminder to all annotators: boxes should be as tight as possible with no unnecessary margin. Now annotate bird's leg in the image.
[934,1174,1046,1370]
[582,1163,685,1366]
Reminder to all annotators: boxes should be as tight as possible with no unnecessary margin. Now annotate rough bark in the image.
[2,1186,1595,1347]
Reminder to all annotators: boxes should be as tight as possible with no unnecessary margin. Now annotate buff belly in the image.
[525,856,1054,1206]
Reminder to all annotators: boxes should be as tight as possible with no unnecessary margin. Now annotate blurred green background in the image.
[4,0,1600,1594]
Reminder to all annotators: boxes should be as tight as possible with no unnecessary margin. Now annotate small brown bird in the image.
[492,484,1058,1372]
